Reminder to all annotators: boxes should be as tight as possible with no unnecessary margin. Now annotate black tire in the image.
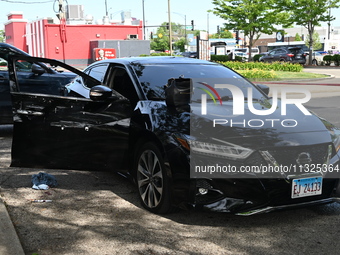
[312,59,318,65]
[135,142,173,214]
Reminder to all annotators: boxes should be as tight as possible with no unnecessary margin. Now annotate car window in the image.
[288,48,303,54]
[11,57,79,96]
[0,58,8,71]
[80,64,108,88]
[107,66,139,105]
[132,63,265,101]
[87,64,108,82]
[0,58,32,72]
[235,49,246,53]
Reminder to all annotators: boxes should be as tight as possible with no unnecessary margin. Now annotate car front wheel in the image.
[135,142,173,214]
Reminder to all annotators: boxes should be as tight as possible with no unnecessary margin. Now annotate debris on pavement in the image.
[31,172,58,190]
[30,200,53,203]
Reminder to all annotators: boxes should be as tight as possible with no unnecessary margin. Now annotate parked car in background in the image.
[181,51,197,58]
[259,47,307,64]
[0,43,76,124]
[233,48,260,59]
[7,55,340,215]
[317,51,328,55]
[311,52,324,65]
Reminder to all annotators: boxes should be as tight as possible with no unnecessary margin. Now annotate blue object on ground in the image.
[31,172,58,189]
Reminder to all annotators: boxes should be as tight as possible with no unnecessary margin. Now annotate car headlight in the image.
[176,135,253,160]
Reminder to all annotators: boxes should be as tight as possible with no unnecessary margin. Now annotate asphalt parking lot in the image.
[1,67,340,255]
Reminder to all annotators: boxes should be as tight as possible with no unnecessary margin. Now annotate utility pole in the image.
[105,0,108,16]
[328,6,331,40]
[142,0,146,40]
[168,0,172,55]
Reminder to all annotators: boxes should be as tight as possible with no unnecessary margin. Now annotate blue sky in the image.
[0,0,225,32]
[1,0,340,33]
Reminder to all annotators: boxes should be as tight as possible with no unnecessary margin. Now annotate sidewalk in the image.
[0,125,24,254]
[0,198,25,255]
[265,67,340,98]
[303,66,340,78]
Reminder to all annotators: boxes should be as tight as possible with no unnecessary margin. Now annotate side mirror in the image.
[32,64,46,75]
[256,84,270,96]
[90,85,112,101]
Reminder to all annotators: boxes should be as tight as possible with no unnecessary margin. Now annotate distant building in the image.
[238,26,340,53]
[4,8,150,68]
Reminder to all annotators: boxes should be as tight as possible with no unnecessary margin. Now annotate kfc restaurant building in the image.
[4,11,150,68]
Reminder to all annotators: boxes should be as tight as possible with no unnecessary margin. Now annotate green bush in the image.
[332,54,340,66]
[238,69,278,80]
[210,54,245,62]
[216,61,303,72]
[253,54,262,62]
[150,52,172,56]
[211,55,231,62]
[323,55,332,66]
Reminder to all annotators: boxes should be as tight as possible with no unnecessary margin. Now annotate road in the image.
[1,68,340,255]
[306,96,340,127]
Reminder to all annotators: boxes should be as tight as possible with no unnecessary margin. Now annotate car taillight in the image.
[287,54,294,57]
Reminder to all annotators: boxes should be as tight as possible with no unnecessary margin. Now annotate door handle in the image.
[17,109,44,116]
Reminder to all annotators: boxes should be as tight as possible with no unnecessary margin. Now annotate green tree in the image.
[150,35,169,52]
[280,0,339,64]
[0,30,5,43]
[150,22,186,52]
[210,29,234,39]
[173,37,186,52]
[211,0,291,61]
[305,31,322,51]
[295,33,302,41]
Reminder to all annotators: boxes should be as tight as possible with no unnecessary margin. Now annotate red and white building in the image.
[4,9,149,68]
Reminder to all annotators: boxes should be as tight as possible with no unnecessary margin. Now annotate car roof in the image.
[90,56,216,66]
[0,43,30,55]
[287,47,303,50]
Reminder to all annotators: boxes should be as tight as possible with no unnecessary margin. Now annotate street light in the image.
[207,12,209,37]
[173,12,187,49]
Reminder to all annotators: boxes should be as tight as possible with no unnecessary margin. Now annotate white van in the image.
[233,48,259,58]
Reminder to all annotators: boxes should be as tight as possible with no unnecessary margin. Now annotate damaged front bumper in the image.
[190,177,340,215]
[236,197,340,216]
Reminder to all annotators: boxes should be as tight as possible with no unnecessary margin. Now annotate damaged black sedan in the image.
[7,55,340,215]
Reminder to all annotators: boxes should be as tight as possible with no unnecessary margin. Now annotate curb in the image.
[0,198,25,255]
[254,75,335,85]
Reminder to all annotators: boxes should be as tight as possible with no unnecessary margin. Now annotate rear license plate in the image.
[291,177,323,199]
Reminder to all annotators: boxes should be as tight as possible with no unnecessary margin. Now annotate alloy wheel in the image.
[137,149,163,208]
